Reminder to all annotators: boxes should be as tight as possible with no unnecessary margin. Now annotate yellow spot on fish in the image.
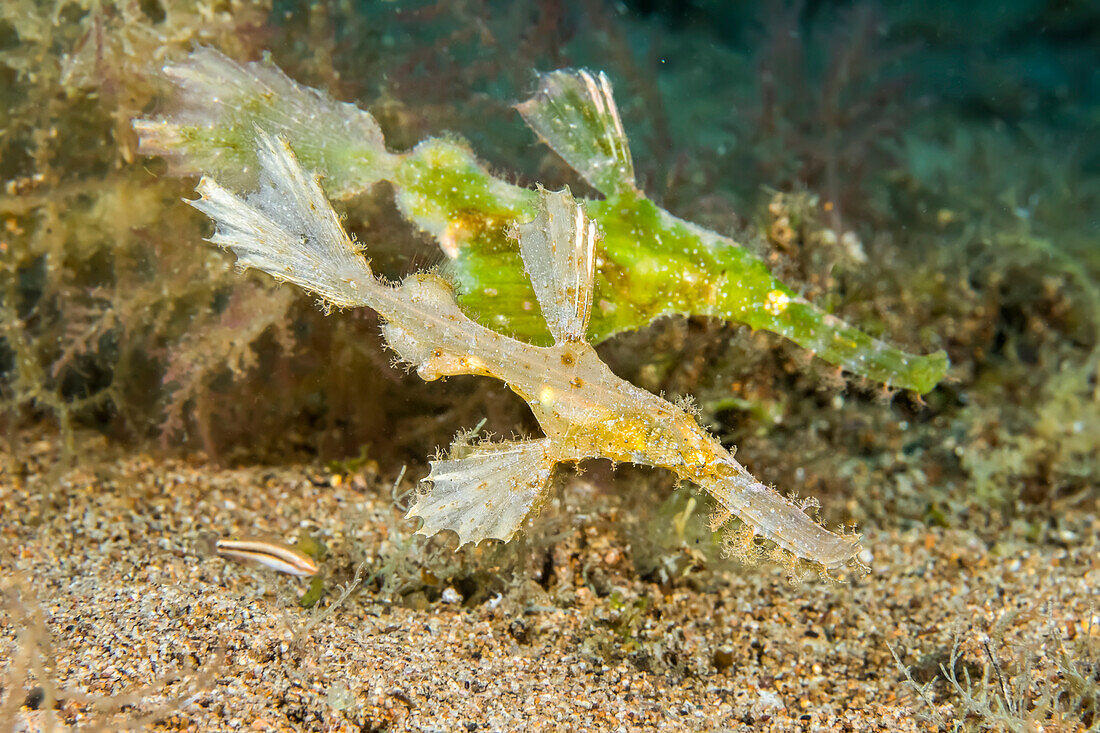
[439,225,459,258]
[683,447,709,467]
[539,385,555,406]
[764,289,790,316]
[611,418,648,451]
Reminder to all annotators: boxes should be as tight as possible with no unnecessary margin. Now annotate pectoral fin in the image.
[407,438,557,546]
[189,132,375,310]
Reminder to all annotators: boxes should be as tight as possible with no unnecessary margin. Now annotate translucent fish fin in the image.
[703,464,863,573]
[517,69,636,196]
[134,47,394,198]
[407,438,556,547]
[189,131,374,309]
[513,187,597,344]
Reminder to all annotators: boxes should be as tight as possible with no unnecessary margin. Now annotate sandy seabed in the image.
[1,430,1097,732]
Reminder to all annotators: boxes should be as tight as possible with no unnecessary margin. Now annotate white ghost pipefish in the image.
[188,131,864,580]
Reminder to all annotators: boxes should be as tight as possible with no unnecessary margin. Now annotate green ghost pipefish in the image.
[134,48,948,394]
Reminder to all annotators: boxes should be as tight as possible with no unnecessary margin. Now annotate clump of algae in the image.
[0,1,276,457]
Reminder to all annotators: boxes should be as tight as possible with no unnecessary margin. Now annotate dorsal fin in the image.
[189,131,375,310]
[135,47,393,198]
[513,188,597,344]
[517,69,636,196]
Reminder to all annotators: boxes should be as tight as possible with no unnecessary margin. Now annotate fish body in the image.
[189,133,862,576]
